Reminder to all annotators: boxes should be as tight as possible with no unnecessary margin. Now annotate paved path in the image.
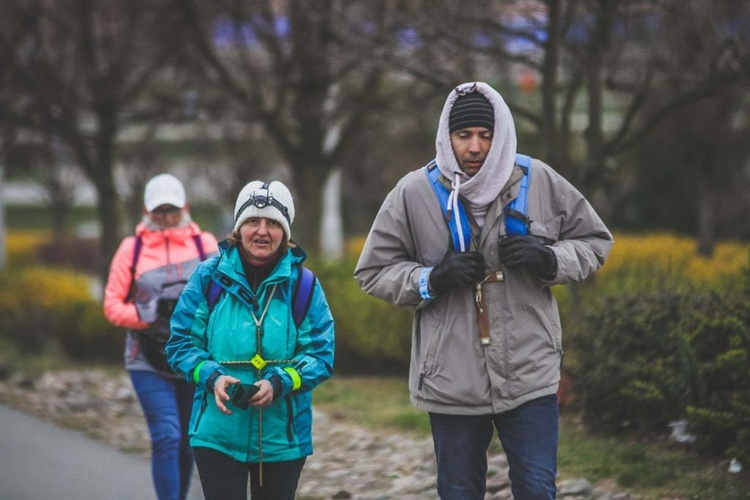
[0,404,204,500]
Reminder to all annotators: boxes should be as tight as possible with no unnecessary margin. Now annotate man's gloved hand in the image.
[429,251,485,296]
[498,235,558,280]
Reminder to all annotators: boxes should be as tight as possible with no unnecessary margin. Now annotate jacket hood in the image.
[435,82,517,214]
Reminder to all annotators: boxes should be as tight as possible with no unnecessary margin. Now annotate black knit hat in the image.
[449,92,495,133]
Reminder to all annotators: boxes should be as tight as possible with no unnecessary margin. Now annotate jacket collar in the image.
[479,164,525,249]
[216,241,307,293]
[135,221,201,246]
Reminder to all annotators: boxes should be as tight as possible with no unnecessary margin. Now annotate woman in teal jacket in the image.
[166,180,335,500]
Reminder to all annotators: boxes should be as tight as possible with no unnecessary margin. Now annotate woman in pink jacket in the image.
[104,173,219,500]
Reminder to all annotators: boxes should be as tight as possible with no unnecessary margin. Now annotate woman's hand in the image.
[213,375,241,415]
[248,379,274,408]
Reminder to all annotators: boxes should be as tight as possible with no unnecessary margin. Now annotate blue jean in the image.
[193,447,306,500]
[130,370,195,500]
[429,394,559,500]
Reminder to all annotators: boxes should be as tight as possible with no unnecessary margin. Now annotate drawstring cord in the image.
[248,283,276,489]
[446,171,467,252]
[218,284,279,489]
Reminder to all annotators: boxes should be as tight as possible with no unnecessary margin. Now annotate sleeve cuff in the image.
[419,267,434,300]
[205,370,221,392]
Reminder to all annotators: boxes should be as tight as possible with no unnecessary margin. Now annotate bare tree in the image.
[0,0,188,280]
[177,0,414,252]
[405,0,750,240]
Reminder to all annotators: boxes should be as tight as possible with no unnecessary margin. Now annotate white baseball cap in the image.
[144,174,186,212]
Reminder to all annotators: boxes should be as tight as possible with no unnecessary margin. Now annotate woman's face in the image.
[148,204,185,228]
[238,217,285,265]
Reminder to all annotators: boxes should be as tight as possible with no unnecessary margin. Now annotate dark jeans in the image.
[129,370,195,500]
[193,447,306,500]
[429,394,559,500]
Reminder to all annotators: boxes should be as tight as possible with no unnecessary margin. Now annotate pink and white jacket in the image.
[104,220,219,373]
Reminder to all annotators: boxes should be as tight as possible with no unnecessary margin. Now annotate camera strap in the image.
[475,271,504,346]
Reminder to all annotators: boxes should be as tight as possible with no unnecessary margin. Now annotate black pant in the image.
[193,447,306,500]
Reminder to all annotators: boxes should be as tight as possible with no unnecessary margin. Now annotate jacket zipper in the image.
[286,397,296,442]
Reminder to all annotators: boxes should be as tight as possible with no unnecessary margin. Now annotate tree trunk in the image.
[542,0,563,167]
[696,180,717,257]
[95,175,120,286]
[0,164,6,270]
[291,161,325,256]
[320,167,344,262]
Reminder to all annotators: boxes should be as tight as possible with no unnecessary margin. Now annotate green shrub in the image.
[567,263,750,461]
[684,265,750,463]
[567,292,692,433]
[0,267,121,363]
[54,300,123,363]
[313,258,412,375]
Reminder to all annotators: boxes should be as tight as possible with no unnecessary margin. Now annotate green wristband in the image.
[284,367,302,391]
[193,361,207,385]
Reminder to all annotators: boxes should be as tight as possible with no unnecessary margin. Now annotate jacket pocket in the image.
[285,397,296,443]
[529,215,561,245]
[416,304,446,384]
[190,390,208,435]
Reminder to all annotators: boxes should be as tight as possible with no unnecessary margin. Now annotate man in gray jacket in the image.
[354,81,613,499]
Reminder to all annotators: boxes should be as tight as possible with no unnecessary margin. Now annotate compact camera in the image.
[226,383,260,410]
[157,298,179,318]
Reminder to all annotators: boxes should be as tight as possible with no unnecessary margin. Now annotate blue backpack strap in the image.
[292,265,316,329]
[425,161,472,252]
[505,154,532,236]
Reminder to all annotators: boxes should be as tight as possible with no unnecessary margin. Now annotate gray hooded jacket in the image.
[354,82,614,414]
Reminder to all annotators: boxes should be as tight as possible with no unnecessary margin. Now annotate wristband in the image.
[193,360,207,385]
[284,367,302,391]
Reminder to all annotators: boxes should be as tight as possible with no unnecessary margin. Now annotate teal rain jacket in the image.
[166,242,335,463]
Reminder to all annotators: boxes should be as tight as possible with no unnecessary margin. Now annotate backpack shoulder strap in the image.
[127,236,144,301]
[424,161,472,252]
[205,262,315,326]
[505,154,532,236]
[292,265,316,329]
[192,234,207,261]
[131,235,144,277]
[206,280,223,310]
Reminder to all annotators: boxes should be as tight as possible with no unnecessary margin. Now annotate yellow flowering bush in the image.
[596,232,748,293]
[13,267,93,307]
[5,230,51,267]
[0,266,120,361]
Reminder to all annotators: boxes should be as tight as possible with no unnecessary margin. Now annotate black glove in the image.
[429,251,485,296]
[498,235,558,280]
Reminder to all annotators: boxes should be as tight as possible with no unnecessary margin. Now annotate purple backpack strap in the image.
[131,236,143,276]
[206,264,314,326]
[206,280,223,310]
[192,234,207,261]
